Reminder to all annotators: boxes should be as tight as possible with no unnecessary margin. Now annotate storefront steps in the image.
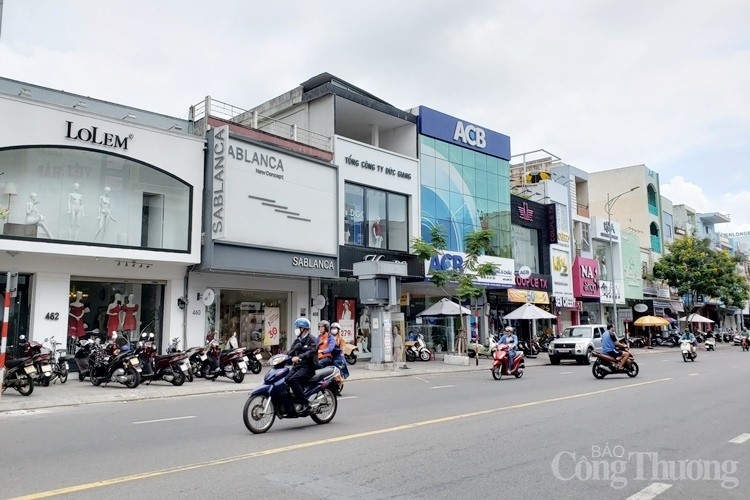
[443,354,471,366]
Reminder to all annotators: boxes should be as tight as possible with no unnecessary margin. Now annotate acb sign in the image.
[428,254,464,272]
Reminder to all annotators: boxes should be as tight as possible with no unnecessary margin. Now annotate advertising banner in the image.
[263,307,280,346]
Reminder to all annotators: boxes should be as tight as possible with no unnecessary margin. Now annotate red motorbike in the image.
[21,336,54,387]
[742,337,749,352]
[201,340,248,383]
[137,333,190,386]
[491,344,525,380]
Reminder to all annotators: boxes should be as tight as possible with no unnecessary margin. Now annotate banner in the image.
[339,319,355,343]
[508,289,550,304]
[263,307,280,346]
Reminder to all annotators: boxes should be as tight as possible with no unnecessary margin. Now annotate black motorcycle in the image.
[592,350,639,379]
[88,343,142,388]
[242,347,264,375]
[73,338,96,381]
[1,356,36,396]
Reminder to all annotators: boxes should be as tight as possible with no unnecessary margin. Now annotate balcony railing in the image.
[576,203,589,218]
[648,204,659,216]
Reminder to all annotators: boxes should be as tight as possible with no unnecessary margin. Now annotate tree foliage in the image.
[653,235,749,310]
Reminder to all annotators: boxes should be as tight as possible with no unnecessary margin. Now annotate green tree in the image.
[411,225,497,354]
[653,235,749,323]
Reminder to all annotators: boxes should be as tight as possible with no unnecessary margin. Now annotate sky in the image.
[1,0,748,235]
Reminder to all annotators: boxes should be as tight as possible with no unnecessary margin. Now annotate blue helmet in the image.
[294,317,311,330]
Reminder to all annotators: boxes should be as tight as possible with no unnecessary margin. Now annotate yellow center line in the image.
[11,377,672,500]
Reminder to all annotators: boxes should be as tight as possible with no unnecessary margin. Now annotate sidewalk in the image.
[0,354,549,413]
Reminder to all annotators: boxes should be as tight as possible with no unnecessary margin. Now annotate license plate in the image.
[130,358,140,366]
[255,353,263,360]
[200,354,207,361]
[238,361,247,370]
[556,349,571,354]
[42,364,52,373]
[243,356,250,363]
[24,365,36,374]
[180,362,190,373]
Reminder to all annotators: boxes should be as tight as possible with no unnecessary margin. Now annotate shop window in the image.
[344,182,409,251]
[511,225,540,272]
[214,289,289,352]
[0,146,190,251]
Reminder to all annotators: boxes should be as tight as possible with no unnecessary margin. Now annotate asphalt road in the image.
[1,348,748,500]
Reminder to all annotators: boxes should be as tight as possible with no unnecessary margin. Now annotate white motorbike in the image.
[704,335,715,351]
[405,333,431,362]
[681,339,697,362]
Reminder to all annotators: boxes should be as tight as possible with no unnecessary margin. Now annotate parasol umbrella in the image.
[678,314,714,324]
[416,298,470,317]
[633,315,670,327]
[503,302,556,320]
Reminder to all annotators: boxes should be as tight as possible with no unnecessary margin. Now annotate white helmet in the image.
[330,322,341,334]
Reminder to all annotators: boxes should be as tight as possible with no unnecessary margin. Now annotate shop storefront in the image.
[0,85,205,355]
[187,125,339,351]
[591,216,628,326]
[572,256,602,325]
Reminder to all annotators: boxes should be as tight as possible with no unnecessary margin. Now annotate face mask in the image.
[294,328,301,337]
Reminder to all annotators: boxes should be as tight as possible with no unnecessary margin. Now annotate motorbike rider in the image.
[603,324,631,370]
[329,322,349,387]
[316,320,335,368]
[498,326,518,371]
[680,329,697,356]
[286,317,318,414]
[740,328,749,346]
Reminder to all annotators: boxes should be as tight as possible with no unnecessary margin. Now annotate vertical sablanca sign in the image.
[211,125,228,239]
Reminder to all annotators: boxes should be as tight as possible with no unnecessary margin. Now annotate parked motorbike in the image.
[73,338,96,381]
[344,342,359,365]
[242,354,339,434]
[137,333,190,386]
[704,335,716,351]
[201,340,248,383]
[741,337,749,352]
[591,350,639,378]
[680,339,697,362]
[491,344,525,380]
[468,334,498,359]
[42,336,69,384]
[241,347,264,375]
[21,336,53,387]
[405,333,431,362]
[1,356,36,396]
[88,342,142,388]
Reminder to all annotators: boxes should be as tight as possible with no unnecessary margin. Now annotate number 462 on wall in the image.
[45,312,60,320]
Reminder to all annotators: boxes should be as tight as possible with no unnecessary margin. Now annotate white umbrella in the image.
[678,313,714,324]
[503,302,557,320]
[417,298,471,317]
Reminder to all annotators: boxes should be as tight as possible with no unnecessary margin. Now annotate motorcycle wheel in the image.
[124,367,141,388]
[79,371,86,382]
[492,366,502,380]
[232,369,245,384]
[249,359,262,374]
[626,362,639,377]
[201,363,218,380]
[243,394,275,434]
[592,361,607,379]
[682,353,688,362]
[186,369,194,382]
[16,373,34,396]
[59,365,68,384]
[310,388,337,425]
[192,362,204,378]
[171,368,186,386]
[515,369,523,379]
[531,344,540,356]
[405,350,416,362]
[345,354,357,366]
[419,349,431,362]
[40,376,50,387]
[467,350,476,358]
[91,374,102,386]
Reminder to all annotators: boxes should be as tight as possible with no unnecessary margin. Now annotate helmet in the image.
[318,320,330,331]
[330,322,341,334]
[504,326,513,332]
[294,317,311,330]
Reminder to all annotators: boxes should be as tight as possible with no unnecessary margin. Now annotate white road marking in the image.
[626,482,672,500]
[560,371,573,374]
[689,373,699,376]
[430,385,455,389]
[132,416,196,425]
[338,396,358,400]
[414,376,430,383]
[728,433,750,444]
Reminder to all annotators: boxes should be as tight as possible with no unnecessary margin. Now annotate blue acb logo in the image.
[428,254,464,272]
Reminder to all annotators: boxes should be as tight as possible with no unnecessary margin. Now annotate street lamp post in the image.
[605,186,639,335]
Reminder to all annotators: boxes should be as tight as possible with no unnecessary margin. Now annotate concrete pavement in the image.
[0,347,677,413]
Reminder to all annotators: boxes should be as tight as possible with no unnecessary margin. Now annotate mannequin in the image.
[122,293,139,340]
[106,293,123,335]
[358,306,371,354]
[68,291,90,338]
[26,192,54,238]
[372,218,383,248]
[67,183,85,240]
[94,187,115,241]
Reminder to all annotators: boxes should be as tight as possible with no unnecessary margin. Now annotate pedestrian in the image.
[392,325,406,370]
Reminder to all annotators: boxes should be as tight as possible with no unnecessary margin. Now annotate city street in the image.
[1,348,748,500]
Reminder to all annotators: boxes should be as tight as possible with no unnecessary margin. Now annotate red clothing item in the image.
[68,304,86,337]
[122,304,139,331]
[106,305,121,334]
